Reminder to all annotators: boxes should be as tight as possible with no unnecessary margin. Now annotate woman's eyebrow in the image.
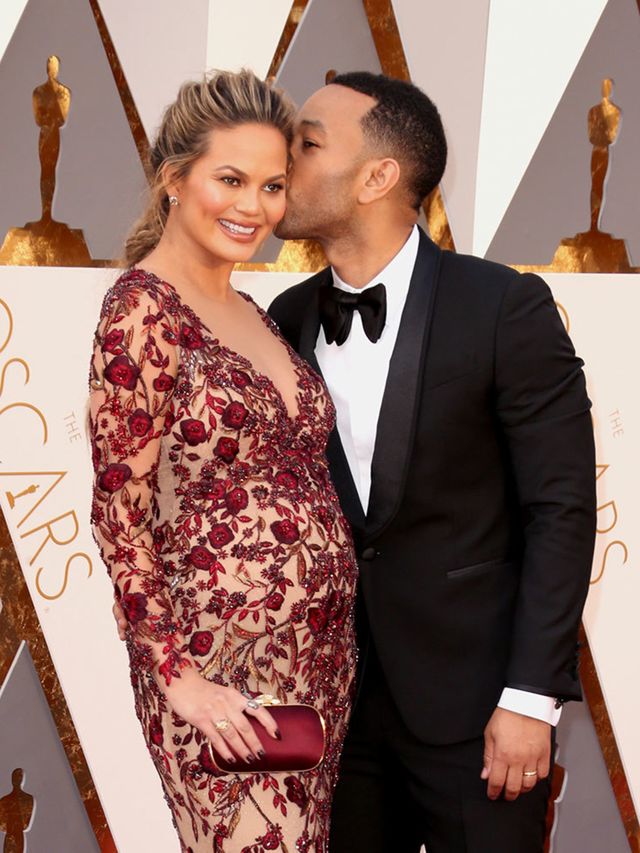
[214,165,286,182]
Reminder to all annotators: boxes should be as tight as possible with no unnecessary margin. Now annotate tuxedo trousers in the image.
[330,648,553,853]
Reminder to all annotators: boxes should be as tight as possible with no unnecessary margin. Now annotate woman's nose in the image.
[235,187,260,215]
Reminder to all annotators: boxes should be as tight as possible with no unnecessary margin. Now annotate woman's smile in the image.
[217,216,259,241]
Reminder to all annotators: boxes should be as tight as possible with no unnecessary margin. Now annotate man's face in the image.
[275,84,376,241]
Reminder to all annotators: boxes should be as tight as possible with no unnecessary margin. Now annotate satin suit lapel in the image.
[365,231,441,541]
[298,271,367,533]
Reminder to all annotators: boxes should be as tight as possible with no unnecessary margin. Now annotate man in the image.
[269,73,596,852]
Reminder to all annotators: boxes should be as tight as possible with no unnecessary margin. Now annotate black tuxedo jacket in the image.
[269,229,596,745]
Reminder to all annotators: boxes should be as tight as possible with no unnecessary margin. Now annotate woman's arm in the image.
[90,279,277,760]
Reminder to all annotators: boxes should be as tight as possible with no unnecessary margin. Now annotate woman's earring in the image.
[168,195,179,207]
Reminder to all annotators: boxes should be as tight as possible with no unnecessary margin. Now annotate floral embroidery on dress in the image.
[89,269,358,852]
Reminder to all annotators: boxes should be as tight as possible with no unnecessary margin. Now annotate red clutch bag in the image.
[209,694,326,773]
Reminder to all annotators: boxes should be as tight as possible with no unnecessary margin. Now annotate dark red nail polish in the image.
[275,729,282,740]
[257,749,265,758]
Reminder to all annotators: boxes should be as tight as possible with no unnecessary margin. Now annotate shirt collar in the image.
[330,225,420,326]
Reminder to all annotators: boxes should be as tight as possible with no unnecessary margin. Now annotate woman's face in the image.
[169,122,288,264]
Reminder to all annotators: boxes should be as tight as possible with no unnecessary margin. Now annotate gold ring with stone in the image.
[214,718,231,732]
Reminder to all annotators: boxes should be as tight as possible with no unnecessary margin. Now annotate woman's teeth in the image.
[219,219,256,235]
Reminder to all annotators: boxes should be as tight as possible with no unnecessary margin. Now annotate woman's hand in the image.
[161,667,280,765]
[113,596,279,763]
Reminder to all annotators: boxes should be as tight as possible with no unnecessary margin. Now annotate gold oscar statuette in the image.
[550,78,633,273]
[5,485,39,509]
[0,56,92,266]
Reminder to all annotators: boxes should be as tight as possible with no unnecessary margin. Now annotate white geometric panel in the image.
[0,0,28,64]
[474,0,609,258]
[100,0,209,140]
[207,0,293,78]
[0,266,179,853]
[393,0,491,254]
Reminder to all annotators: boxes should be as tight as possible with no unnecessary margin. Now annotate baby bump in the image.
[169,531,357,697]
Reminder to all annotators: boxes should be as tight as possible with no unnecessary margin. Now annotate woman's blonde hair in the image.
[123,69,295,267]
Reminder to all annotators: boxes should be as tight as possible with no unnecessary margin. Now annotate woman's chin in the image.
[227,246,263,266]
[206,231,272,266]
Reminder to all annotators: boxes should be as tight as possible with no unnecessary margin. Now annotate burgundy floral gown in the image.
[89,269,357,852]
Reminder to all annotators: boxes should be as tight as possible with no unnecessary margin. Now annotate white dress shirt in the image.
[316,225,561,727]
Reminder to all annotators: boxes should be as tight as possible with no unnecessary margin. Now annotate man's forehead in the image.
[296,84,376,127]
[297,117,325,132]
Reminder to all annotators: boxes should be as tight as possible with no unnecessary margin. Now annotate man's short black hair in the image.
[331,71,447,210]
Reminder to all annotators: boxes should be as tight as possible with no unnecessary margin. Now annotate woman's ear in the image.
[358,158,401,205]
[162,165,181,203]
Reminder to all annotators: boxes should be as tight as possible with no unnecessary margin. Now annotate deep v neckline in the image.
[136,269,305,424]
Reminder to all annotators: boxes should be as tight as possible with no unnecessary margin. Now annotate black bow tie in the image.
[318,283,387,346]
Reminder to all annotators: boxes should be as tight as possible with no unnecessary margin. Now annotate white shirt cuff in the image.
[498,687,562,726]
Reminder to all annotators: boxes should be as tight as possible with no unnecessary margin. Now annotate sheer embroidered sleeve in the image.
[89,276,190,686]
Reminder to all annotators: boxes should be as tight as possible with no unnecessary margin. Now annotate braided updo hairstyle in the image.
[123,69,294,266]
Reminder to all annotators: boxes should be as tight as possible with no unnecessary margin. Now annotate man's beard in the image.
[274,199,313,240]
[276,169,359,242]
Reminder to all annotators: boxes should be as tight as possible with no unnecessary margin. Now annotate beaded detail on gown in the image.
[89,269,358,852]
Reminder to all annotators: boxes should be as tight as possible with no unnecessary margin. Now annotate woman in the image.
[89,70,357,852]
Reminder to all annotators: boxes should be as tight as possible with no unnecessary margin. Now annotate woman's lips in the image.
[218,218,259,242]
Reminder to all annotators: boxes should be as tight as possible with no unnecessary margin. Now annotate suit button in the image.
[361,547,377,561]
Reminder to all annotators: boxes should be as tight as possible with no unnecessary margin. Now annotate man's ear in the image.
[358,158,401,205]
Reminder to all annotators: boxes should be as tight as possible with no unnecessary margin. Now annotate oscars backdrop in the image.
[0,1,638,851]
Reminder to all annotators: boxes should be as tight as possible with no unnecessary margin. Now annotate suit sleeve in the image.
[494,273,596,701]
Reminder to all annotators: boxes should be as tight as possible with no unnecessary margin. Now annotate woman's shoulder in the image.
[100,267,178,322]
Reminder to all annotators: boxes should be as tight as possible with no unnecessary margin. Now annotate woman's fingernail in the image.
[257,749,265,758]
[246,754,255,763]
[275,729,282,740]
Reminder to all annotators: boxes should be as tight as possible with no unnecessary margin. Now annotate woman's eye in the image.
[221,176,240,186]
[264,183,284,193]
[302,139,318,149]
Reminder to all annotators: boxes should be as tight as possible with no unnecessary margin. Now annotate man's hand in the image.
[113,599,127,640]
[481,707,551,801]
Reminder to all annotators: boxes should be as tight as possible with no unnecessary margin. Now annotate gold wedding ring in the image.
[522,770,538,777]
[214,718,231,732]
